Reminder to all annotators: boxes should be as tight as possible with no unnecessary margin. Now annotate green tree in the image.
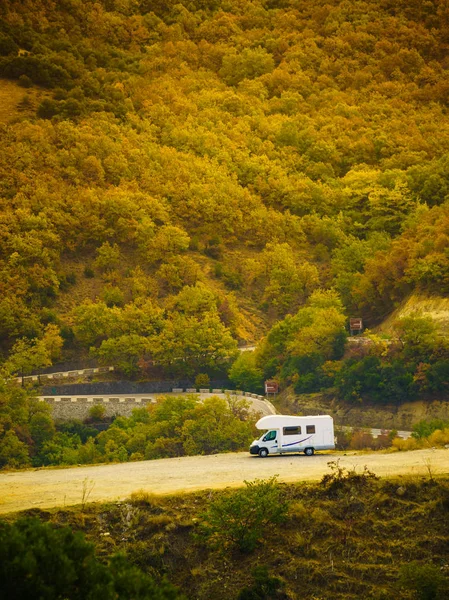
[256,289,346,383]
[181,397,254,455]
[94,242,122,272]
[393,314,441,362]
[30,412,56,451]
[220,47,275,86]
[412,418,449,440]
[2,325,63,383]
[152,311,238,376]
[229,352,264,393]
[95,334,152,375]
[0,518,184,600]
[260,243,320,315]
[72,301,115,346]
[0,430,30,468]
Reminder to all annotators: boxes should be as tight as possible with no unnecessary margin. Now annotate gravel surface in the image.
[1,448,448,514]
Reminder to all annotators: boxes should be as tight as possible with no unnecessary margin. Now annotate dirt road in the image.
[1,448,448,515]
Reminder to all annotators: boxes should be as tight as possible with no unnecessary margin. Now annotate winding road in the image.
[1,448,448,515]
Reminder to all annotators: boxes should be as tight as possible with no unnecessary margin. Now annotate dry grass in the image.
[380,293,449,334]
[0,79,44,123]
[13,474,449,600]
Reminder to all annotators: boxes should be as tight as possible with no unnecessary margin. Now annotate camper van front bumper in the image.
[249,445,260,455]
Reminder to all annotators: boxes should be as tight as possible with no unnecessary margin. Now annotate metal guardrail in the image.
[17,366,114,384]
[38,389,268,404]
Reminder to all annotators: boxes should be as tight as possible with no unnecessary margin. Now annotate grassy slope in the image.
[12,474,449,600]
[380,293,449,335]
[0,79,45,123]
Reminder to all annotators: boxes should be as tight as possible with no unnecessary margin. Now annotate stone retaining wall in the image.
[41,396,157,420]
[39,390,268,421]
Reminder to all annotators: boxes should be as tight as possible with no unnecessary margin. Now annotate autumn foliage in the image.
[1,2,449,396]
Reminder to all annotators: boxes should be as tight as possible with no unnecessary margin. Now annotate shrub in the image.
[349,430,375,450]
[195,373,210,388]
[102,286,125,307]
[398,561,449,600]
[320,460,378,496]
[412,419,449,439]
[129,490,161,507]
[198,476,289,553]
[334,428,351,450]
[237,566,287,600]
[391,437,420,451]
[428,428,449,447]
[94,242,121,272]
[88,403,106,422]
[84,266,95,278]
[0,518,184,599]
[18,74,32,87]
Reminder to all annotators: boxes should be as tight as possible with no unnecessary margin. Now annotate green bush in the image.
[88,404,107,422]
[0,518,184,600]
[194,373,210,388]
[198,477,289,553]
[237,566,287,600]
[398,561,449,600]
[412,418,449,439]
[320,460,378,497]
[335,356,416,404]
[102,286,125,308]
[84,266,95,278]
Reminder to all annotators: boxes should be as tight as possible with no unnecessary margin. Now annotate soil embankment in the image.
[283,390,449,430]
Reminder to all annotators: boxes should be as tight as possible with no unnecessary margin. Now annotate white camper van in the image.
[249,414,335,457]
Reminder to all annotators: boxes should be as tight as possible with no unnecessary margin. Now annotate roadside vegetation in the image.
[1,366,449,470]
[0,384,259,469]
[2,469,448,599]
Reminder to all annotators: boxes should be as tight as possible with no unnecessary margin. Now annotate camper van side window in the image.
[263,431,276,442]
[283,426,301,435]
[306,425,316,434]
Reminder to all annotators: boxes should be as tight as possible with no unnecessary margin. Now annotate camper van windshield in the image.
[262,430,276,442]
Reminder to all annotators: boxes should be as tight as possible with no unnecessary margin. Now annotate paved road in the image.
[1,448,447,515]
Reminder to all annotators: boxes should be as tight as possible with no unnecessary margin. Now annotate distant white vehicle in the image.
[249,414,335,457]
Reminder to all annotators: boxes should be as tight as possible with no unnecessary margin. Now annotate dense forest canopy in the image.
[1,0,449,379]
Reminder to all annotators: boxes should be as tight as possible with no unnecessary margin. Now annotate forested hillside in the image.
[2,0,449,385]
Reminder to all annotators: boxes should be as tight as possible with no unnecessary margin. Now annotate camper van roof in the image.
[256,414,332,430]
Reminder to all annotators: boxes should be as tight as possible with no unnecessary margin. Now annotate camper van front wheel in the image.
[304,447,315,456]
[259,448,268,458]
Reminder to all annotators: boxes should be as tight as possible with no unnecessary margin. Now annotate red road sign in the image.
[265,380,279,394]
[349,318,363,330]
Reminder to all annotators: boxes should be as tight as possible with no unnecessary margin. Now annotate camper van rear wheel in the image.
[259,448,268,458]
[304,447,314,456]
